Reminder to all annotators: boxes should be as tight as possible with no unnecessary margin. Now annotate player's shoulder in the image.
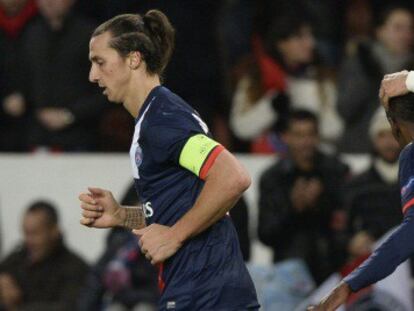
[147,86,203,128]
[399,142,414,163]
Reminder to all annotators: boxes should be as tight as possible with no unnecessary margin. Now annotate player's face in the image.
[23,211,59,262]
[377,9,413,55]
[283,120,319,160]
[373,129,401,163]
[277,25,315,66]
[89,32,131,103]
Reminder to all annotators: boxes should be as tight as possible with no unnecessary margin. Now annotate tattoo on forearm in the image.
[123,206,146,229]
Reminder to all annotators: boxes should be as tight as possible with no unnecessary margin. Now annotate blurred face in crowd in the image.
[36,0,74,22]
[0,0,27,16]
[277,25,315,67]
[373,129,400,163]
[377,9,414,55]
[23,210,60,262]
[89,31,133,104]
[283,119,319,162]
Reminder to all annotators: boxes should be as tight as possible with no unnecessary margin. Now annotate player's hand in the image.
[79,187,124,228]
[379,70,409,110]
[133,224,182,265]
[307,281,351,311]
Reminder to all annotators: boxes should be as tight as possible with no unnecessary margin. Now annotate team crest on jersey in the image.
[135,145,143,168]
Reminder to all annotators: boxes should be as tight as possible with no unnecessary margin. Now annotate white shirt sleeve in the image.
[230,78,278,140]
[405,71,414,92]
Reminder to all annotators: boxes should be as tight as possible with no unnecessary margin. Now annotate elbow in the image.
[239,170,252,193]
[231,169,251,197]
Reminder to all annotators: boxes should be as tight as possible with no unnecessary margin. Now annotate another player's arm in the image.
[309,207,414,311]
[79,188,146,230]
[170,135,251,243]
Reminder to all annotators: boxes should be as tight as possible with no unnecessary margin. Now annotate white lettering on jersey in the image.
[143,201,154,218]
[130,100,154,179]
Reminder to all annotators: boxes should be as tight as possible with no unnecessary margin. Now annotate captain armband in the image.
[179,134,225,180]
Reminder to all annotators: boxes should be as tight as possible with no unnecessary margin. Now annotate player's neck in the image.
[123,73,161,118]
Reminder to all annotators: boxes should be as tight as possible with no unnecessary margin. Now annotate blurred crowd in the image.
[0,0,413,154]
[0,0,413,309]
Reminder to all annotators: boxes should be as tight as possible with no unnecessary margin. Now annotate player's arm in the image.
[343,207,414,289]
[134,134,250,264]
[160,133,250,242]
[79,187,146,230]
[171,147,250,241]
[309,207,414,311]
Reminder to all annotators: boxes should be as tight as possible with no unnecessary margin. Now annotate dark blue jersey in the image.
[344,142,414,292]
[400,142,414,214]
[129,86,259,310]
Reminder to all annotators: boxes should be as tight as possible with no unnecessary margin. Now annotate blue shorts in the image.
[157,218,260,310]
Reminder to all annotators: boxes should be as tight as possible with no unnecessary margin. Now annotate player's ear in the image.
[128,51,142,70]
[391,121,402,141]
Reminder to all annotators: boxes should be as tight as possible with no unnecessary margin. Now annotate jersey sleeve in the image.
[145,111,224,179]
[344,207,414,292]
[399,144,414,214]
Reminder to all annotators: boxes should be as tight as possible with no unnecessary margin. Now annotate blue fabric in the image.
[399,143,414,212]
[132,86,259,310]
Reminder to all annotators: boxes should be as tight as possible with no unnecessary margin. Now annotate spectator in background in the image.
[0,0,37,151]
[257,110,349,284]
[338,5,414,153]
[78,183,159,311]
[0,201,88,310]
[256,0,347,66]
[78,229,159,311]
[346,108,401,253]
[16,0,104,151]
[230,10,343,154]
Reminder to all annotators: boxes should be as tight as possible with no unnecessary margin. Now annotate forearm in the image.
[118,205,146,230]
[171,151,250,243]
[344,208,414,291]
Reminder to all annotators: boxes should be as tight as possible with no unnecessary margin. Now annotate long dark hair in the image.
[92,10,175,76]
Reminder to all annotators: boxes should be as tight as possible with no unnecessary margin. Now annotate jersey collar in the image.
[135,85,163,124]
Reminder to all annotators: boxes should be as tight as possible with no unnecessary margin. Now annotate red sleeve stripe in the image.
[199,145,225,180]
[158,263,165,292]
[403,197,414,214]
